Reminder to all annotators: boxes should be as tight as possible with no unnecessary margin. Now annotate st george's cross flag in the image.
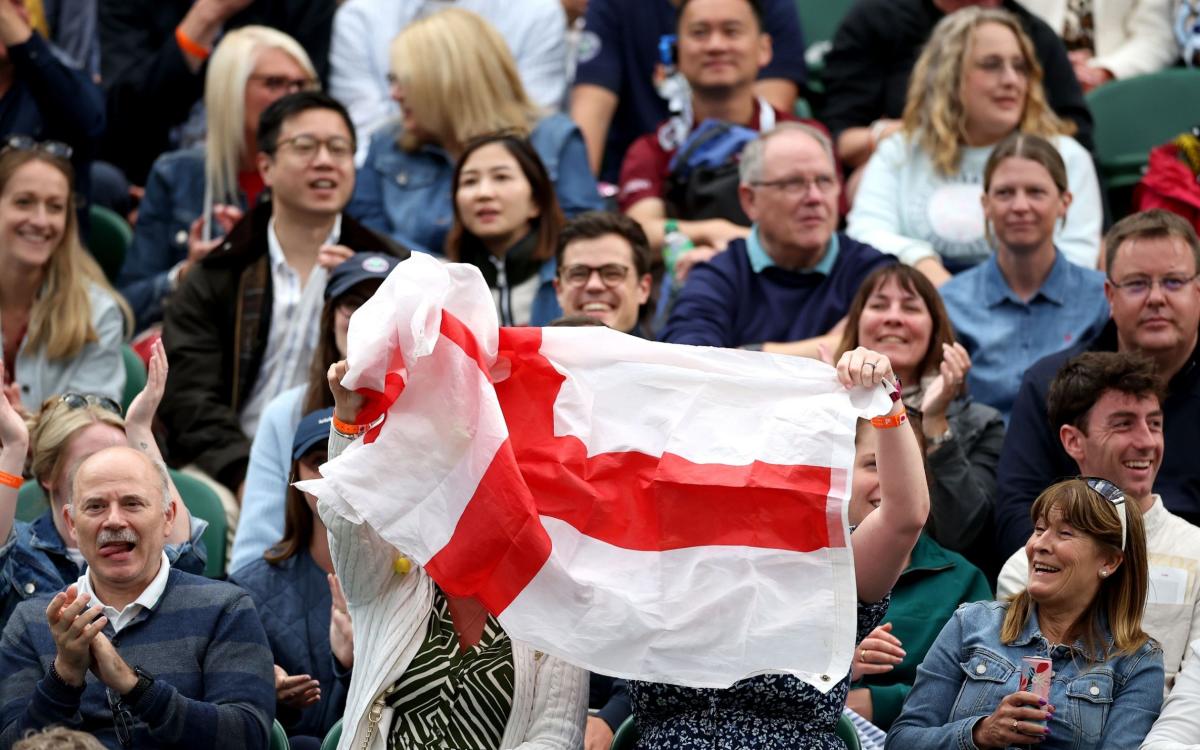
[306,252,893,691]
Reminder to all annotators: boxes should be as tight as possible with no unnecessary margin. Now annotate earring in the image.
[1099,570,1109,578]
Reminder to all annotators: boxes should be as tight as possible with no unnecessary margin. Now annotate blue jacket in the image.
[230,551,349,739]
[887,600,1163,750]
[118,148,250,332]
[0,568,274,749]
[347,113,603,255]
[0,510,207,632]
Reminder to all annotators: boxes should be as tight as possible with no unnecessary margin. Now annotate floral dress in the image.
[630,596,889,749]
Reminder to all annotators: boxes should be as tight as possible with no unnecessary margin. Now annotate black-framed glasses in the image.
[60,392,123,416]
[107,688,134,748]
[559,263,631,288]
[1083,476,1128,550]
[2,134,73,160]
[247,74,316,94]
[275,134,355,162]
[1108,274,1199,299]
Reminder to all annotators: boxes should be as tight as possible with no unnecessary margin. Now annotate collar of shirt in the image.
[982,249,1070,307]
[266,214,343,275]
[746,226,839,275]
[76,551,171,634]
[1142,494,1166,539]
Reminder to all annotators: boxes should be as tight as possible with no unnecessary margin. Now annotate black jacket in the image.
[821,0,1094,151]
[98,0,336,183]
[994,321,1200,555]
[160,199,407,490]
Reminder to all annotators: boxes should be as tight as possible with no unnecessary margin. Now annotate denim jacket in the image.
[118,148,250,331]
[0,509,208,630]
[887,600,1164,750]
[347,112,603,256]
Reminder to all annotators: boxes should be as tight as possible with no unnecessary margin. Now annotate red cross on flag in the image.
[309,253,892,691]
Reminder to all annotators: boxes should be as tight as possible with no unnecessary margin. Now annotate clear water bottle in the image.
[663,219,694,278]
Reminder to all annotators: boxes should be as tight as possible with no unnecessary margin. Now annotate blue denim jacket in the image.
[887,600,1163,750]
[0,509,209,630]
[118,148,250,332]
[347,113,603,256]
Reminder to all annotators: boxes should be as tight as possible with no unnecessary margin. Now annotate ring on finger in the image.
[861,649,869,662]
[1011,719,1018,732]
[864,362,876,370]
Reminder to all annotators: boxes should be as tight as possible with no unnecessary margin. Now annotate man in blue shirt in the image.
[941,142,1108,419]
[569,0,806,183]
[660,122,893,351]
[995,210,1200,556]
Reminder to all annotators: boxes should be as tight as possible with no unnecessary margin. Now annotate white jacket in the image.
[998,495,1200,691]
[1018,0,1180,78]
[1143,638,1200,749]
[319,432,588,750]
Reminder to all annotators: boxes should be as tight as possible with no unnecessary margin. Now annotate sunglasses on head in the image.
[59,392,123,417]
[2,134,73,160]
[1082,476,1127,551]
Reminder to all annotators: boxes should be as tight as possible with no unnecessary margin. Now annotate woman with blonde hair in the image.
[0,144,131,412]
[888,478,1164,748]
[118,25,319,331]
[847,6,1102,285]
[348,8,601,257]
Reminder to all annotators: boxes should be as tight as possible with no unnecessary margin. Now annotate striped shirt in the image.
[386,588,514,749]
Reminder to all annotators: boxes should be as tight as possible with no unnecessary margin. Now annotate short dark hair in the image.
[257,91,356,156]
[1047,351,1164,434]
[1104,209,1200,276]
[677,0,765,30]
[556,212,651,278]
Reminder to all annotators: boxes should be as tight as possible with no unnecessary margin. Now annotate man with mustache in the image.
[0,446,275,749]
[996,210,1200,556]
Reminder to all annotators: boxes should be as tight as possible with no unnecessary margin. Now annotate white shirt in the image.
[1142,638,1200,749]
[998,495,1200,691]
[75,551,171,634]
[237,216,336,437]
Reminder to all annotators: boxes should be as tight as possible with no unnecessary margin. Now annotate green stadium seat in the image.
[320,719,342,750]
[86,205,132,286]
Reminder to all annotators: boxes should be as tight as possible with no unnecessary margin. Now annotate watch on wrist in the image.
[926,427,954,449]
[122,665,155,706]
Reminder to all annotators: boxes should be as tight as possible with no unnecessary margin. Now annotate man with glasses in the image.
[554,212,653,336]
[660,122,893,351]
[161,92,407,514]
[0,446,275,748]
[996,351,1200,691]
[996,209,1200,556]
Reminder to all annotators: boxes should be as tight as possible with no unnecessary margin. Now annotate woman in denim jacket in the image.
[347,9,601,259]
[888,478,1164,749]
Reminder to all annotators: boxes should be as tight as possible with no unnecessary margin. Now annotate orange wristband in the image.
[332,415,368,437]
[175,25,211,61]
[870,406,908,430]
[0,471,21,489]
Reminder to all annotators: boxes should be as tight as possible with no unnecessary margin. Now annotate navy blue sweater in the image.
[994,322,1200,555]
[660,234,894,348]
[0,569,275,750]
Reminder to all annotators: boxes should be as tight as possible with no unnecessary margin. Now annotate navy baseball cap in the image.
[292,408,335,461]
[325,253,400,300]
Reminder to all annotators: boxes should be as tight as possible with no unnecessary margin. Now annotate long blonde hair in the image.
[902,7,1073,175]
[389,8,542,153]
[204,26,318,207]
[1002,479,1151,659]
[29,397,125,503]
[0,151,132,359]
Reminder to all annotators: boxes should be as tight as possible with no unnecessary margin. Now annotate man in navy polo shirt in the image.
[569,0,805,184]
[660,123,894,351]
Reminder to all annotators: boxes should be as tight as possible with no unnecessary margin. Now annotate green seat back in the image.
[794,0,857,90]
[169,469,227,579]
[610,715,638,750]
[17,480,49,523]
[86,205,132,285]
[121,345,147,413]
[269,719,290,750]
[836,711,862,750]
[320,719,343,750]
[1086,69,1200,189]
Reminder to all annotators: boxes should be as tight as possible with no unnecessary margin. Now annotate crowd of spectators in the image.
[0,0,1199,747]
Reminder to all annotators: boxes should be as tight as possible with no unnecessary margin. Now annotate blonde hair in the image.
[29,396,125,504]
[902,7,1073,175]
[204,26,318,206]
[389,8,542,153]
[1001,479,1151,659]
[14,727,105,750]
[0,151,132,359]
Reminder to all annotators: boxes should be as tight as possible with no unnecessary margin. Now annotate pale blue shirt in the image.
[940,250,1109,419]
[746,226,839,274]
